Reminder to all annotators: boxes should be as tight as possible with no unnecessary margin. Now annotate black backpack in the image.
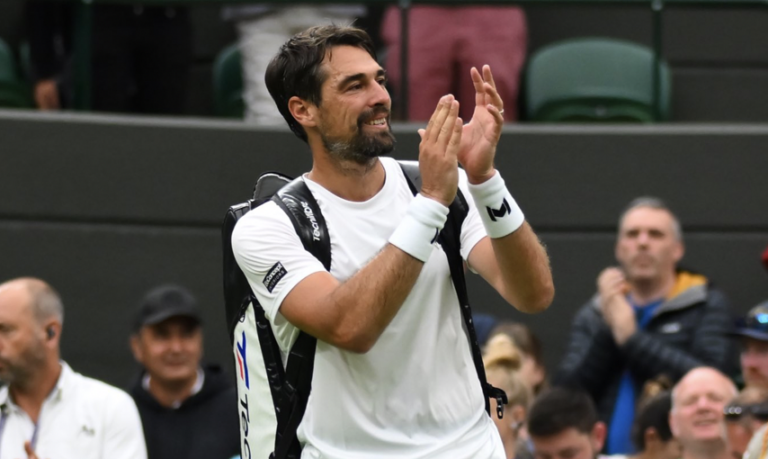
[222,161,507,459]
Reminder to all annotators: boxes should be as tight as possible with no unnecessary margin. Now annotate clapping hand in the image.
[458,65,504,185]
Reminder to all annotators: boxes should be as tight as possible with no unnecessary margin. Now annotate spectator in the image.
[491,321,548,395]
[734,301,768,389]
[527,387,625,459]
[629,391,681,459]
[724,387,768,459]
[0,277,147,459]
[484,333,533,459]
[222,4,366,124]
[669,367,736,459]
[129,285,240,459]
[381,6,526,122]
[555,196,736,454]
[26,0,192,114]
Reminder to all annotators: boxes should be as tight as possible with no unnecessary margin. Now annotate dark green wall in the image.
[1,110,766,386]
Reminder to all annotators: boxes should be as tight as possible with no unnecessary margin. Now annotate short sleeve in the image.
[231,201,327,322]
[103,389,147,459]
[457,169,488,261]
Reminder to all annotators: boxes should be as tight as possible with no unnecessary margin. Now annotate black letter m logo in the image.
[486,199,511,222]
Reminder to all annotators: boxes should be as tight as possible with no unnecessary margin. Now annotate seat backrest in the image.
[213,43,245,118]
[525,37,671,122]
[0,37,19,83]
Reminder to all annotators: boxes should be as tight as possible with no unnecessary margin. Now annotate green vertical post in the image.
[651,0,664,121]
[72,0,92,110]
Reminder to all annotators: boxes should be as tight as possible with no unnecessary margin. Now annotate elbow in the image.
[328,326,379,354]
[512,281,555,314]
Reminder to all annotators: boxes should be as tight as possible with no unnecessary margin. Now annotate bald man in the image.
[669,367,738,459]
[0,277,147,459]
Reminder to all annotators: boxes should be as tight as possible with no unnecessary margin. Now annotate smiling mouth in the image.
[365,118,387,126]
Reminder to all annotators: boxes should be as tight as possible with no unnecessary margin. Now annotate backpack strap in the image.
[269,177,331,459]
[398,161,508,419]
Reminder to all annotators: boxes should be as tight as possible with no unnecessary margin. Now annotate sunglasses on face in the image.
[724,403,768,422]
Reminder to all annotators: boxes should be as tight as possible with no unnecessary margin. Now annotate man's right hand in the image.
[598,267,637,344]
[22,441,45,459]
[34,79,60,110]
[417,94,462,207]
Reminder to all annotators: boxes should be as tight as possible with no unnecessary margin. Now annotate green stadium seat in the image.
[213,43,245,119]
[524,38,671,122]
[0,37,33,109]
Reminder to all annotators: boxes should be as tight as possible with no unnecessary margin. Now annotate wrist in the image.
[467,169,497,185]
[468,172,524,238]
[389,194,449,262]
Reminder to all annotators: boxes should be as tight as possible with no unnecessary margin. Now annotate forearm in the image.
[490,222,553,313]
[622,331,704,380]
[319,244,425,352]
[467,171,554,313]
[282,194,449,353]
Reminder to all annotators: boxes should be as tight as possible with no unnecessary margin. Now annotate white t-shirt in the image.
[0,362,147,459]
[231,157,504,459]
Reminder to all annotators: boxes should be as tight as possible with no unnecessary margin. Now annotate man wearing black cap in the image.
[734,301,768,390]
[129,284,240,459]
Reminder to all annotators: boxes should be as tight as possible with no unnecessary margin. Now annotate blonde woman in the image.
[484,333,534,459]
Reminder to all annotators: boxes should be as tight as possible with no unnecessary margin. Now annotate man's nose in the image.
[370,81,390,107]
[169,335,184,352]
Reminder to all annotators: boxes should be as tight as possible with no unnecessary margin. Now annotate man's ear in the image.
[511,404,526,425]
[673,239,685,264]
[129,334,144,364]
[592,421,608,452]
[644,427,660,448]
[669,411,680,437]
[288,96,317,129]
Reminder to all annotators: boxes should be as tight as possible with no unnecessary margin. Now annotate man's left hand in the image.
[458,65,504,184]
[23,441,44,459]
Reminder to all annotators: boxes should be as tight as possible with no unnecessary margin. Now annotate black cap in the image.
[733,300,768,342]
[133,285,202,332]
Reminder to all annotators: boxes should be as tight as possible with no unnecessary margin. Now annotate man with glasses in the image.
[725,387,768,459]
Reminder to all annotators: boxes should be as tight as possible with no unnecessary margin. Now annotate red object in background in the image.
[763,245,768,272]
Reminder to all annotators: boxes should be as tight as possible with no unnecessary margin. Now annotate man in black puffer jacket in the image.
[554,197,737,456]
[129,285,240,459]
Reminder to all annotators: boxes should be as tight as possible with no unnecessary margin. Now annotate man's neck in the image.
[629,272,677,305]
[307,150,385,202]
[681,441,730,459]
[146,369,200,408]
[9,360,62,424]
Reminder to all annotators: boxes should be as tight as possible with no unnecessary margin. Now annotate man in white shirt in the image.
[232,25,553,458]
[0,277,147,459]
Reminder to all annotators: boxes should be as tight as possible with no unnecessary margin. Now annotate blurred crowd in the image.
[20,2,528,120]
[1,194,767,459]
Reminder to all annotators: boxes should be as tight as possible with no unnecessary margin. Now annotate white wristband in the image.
[389,194,449,262]
[468,172,524,238]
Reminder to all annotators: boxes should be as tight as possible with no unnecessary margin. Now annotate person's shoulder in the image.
[231,199,294,242]
[70,370,136,409]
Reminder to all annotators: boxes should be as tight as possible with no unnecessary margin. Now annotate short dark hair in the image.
[631,391,674,451]
[528,387,598,438]
[264,25,377,143]
[619,196,682,241]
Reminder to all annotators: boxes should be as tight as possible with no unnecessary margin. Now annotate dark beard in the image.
[321,108,396,165]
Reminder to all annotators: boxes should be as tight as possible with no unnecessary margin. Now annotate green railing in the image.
[68,0,768,119]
